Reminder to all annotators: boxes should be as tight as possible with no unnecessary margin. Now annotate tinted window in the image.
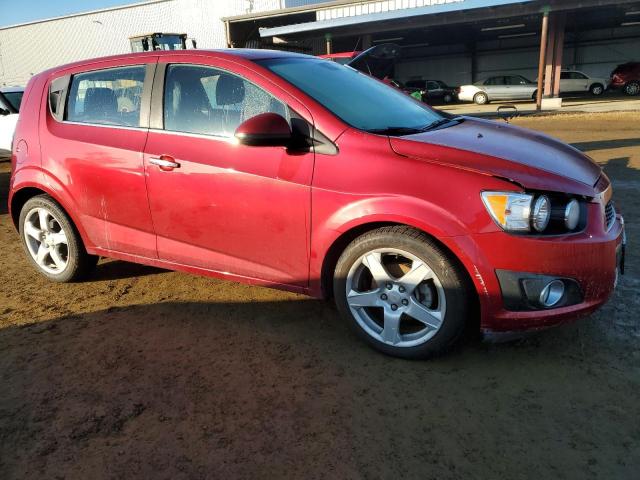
[66,66,145,127]
[3,91,23,111]
[505,76,525,85]
[405,80,426,89]
[163,64,288,137]
[485,77,504,86]
[259,58,442,132]
[427,81,440,90]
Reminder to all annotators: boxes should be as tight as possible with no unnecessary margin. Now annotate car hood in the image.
[389,117,602,196]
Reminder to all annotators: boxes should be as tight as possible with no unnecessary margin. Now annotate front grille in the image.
[605,201,616,231]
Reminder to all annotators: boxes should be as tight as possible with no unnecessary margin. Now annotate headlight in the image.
[564,199,580,230]
[481,192,532,232]
[532,195,551,232]
[482,191,584,234]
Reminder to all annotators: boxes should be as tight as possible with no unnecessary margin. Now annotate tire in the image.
[333,226,471,359]
[532,90,538,101]
[443,93,453,103]
[624,81,640,96]
[473,92,488,105]
[19,195,98,282]
[589,83,604,96]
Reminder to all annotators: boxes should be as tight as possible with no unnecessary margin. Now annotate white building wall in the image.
[0,0,280,86]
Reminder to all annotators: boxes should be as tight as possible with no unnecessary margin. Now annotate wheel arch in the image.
[10,183,93,251]
[318,221,481,327]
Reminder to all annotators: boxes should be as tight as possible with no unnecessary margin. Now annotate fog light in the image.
[539,280,565,307]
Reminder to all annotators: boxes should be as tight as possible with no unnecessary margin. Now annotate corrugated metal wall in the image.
[316,0,465,21]
[0,0,280,86]
[395,32,640,86]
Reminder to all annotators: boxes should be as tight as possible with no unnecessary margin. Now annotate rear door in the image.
[142,56,315,288]
[42,59,157,257]
[484,76,508,99]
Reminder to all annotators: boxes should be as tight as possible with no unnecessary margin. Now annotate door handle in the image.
[149,156,180,171]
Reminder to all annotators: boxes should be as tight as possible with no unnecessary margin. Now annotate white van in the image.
[0,87,24,156]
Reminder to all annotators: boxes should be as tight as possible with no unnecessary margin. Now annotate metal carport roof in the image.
[258,0,537,38]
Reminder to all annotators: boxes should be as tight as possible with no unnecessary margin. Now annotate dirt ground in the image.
[1,112,639,479]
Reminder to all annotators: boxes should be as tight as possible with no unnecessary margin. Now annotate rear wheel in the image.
[473,92,488,105]
[624,81,640,96]
[590,83,604,96]
[443,93,453,103]
[19,195,97,282]
[333,227,471,359]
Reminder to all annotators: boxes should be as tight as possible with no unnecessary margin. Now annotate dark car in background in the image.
[610,62,640,96]
[404,79,458,104]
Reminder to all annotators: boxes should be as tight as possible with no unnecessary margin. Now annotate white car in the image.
[0,86,24,156]
[559,70,608,95]
[458,75,538,104]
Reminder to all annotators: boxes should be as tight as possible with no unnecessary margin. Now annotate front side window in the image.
[163,64,288,137]
[258,58,442,133]
[66,66,145,127]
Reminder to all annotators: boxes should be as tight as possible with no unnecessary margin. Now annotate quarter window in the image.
[163,64,288,137]
[66,66,146,127]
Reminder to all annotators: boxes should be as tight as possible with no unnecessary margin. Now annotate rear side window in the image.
[163,64,288,138]
[66,66,145,127]
[485,77,504,86]
[3,91,23,111]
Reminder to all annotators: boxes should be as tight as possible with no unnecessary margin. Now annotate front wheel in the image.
[443,93,454,103]
[590,83,604,96]
[624,81,640,96]
[19,195,97,282]
[333,226,471,359]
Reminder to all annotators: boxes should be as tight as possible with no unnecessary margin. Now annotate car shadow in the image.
[0,169,9,215]
[0,300,636,478]
[89,259,167,281]
[571,138,640,152]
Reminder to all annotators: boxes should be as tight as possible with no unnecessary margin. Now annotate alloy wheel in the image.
[23,207,69,275]
[345,248,446,348]
[625,82,640,96]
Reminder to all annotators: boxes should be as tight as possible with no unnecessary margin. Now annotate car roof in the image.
[0,86,24,93]
[40,48,311,76]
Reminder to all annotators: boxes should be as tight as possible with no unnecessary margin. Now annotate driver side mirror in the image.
[234,112,292,147]
[0,107,10,116]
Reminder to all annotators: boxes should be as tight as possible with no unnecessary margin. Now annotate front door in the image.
[143,60,314,288]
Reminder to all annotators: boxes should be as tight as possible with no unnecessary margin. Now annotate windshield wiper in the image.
[421,116,464,132]
[367,117,465,136]
[366,126,425,136]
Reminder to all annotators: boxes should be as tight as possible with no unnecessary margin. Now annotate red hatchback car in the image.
[610,62,640,96]
[9,49,625,358]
